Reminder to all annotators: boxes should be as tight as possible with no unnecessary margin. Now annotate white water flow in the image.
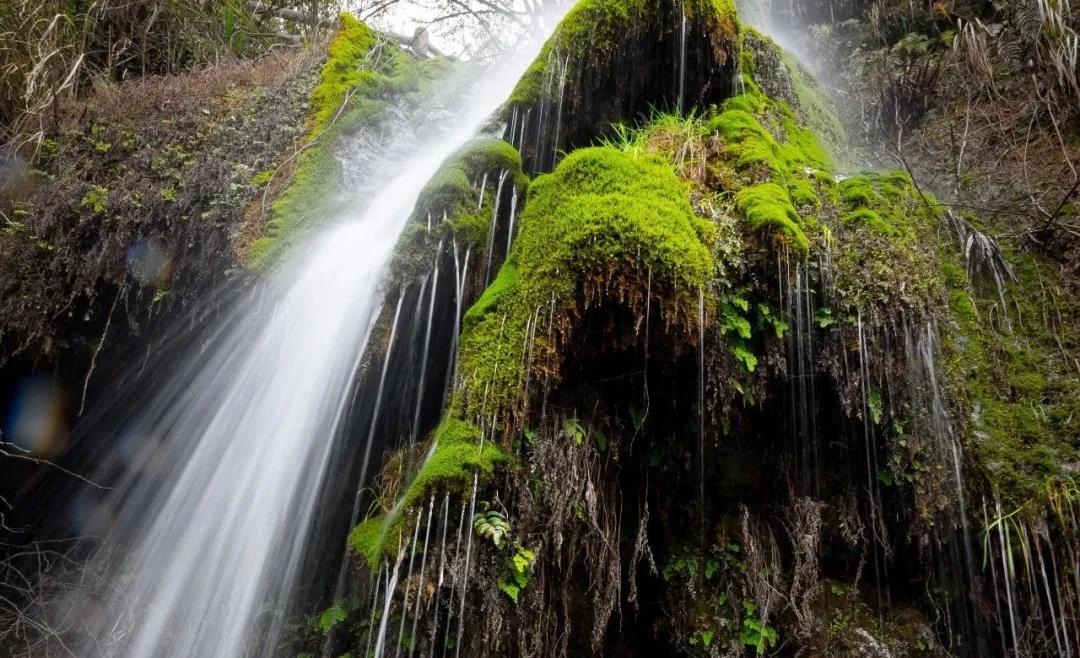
[71,21,564,658]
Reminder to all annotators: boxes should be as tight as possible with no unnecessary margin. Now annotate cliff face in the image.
[2,2,1076,656]
[338,2,1079,657]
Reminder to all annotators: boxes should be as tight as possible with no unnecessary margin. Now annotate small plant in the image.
[473,504,510,549]
[689,629,716,649]
[814,306,834,328]
[756,302,790,338]
[80,186,109,214]
[313,603,348,635]
[563,417,586,444]
[721,296,752,339]
[867,388,884,424]
[720,295,758,372]
[498,544,536,604]
[739,602,778,654]
[161,186,178,202]
[705,558,720,580]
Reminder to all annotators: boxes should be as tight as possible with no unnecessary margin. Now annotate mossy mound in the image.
[247,14,451,269]
[387,137,529,287]
[349,418,506,568]
[504,0,739,172]
[451,146,714,423]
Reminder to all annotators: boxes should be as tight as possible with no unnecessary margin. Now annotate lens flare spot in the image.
[3,375,68,457]
[126,239,172,287]
[0,153,28,192]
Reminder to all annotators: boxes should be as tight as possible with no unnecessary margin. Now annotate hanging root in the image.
[783,496,824,641]
[740,505,783,625]
[627,495,657,609]
[499,413,622,657]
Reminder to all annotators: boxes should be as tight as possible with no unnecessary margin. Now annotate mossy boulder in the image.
[453,146,714,424]
[386,137,528,288]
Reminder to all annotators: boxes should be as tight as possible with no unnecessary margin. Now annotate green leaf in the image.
[314,604,348,635]
[705,559,720,579]
[690,629,716,648]
[733,344,758,372]
[868,388,883,424]
[498,578,521,603]
[814,306,834,328]
[563,418,586,444]
[771,318,790,338]
[723,309,752,339]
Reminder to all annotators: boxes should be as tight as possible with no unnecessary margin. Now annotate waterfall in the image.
[62,22,563,658]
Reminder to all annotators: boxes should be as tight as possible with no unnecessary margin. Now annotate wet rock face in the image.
[504,0,740,173]
[742,30,798,109]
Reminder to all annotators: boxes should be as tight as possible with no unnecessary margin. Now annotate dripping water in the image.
[427,493,452,658]
[483,169,510,286]
[698,287,706,543]
[373,548,407,658]
[453,473,480,658]
[676,0,687,113]
[394,509,425,658]
[411,244,443,444]
[505,186,519,257]
[408,495,436,658]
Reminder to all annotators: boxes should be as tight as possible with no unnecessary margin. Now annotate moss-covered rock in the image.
[350,417,506,568]
[453,146,714,422]
[247,14,451,269]
[941,245,1080,507]
[386,137,529,288]
[503,0,740,172]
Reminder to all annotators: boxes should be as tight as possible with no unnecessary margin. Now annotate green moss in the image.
[249,14,449,269]
[401,419,505,505]
[700,36,844,254]
[842,207,896,235]
[941,250,1080,505]
[464,261,520,327]
[350,418,507,569]
[384,138,528,287]
[454,147,714,421]
[779,51,848,165]
[787,179,819,207]
[413,137,528,226]
[735,183,809,253]
[833,174,921,237]
[506,0,737,108]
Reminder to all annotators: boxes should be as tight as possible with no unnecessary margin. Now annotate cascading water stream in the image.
[61,20,565,657]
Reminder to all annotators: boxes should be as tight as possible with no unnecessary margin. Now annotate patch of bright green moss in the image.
[350,418,506,568]
[386,138,528,285]
[413,137,528,228]
[834,174,920,237]
[506,0,737,108]
[735,183,809,252]
[464,261,520,327]
[249,14,449,269]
